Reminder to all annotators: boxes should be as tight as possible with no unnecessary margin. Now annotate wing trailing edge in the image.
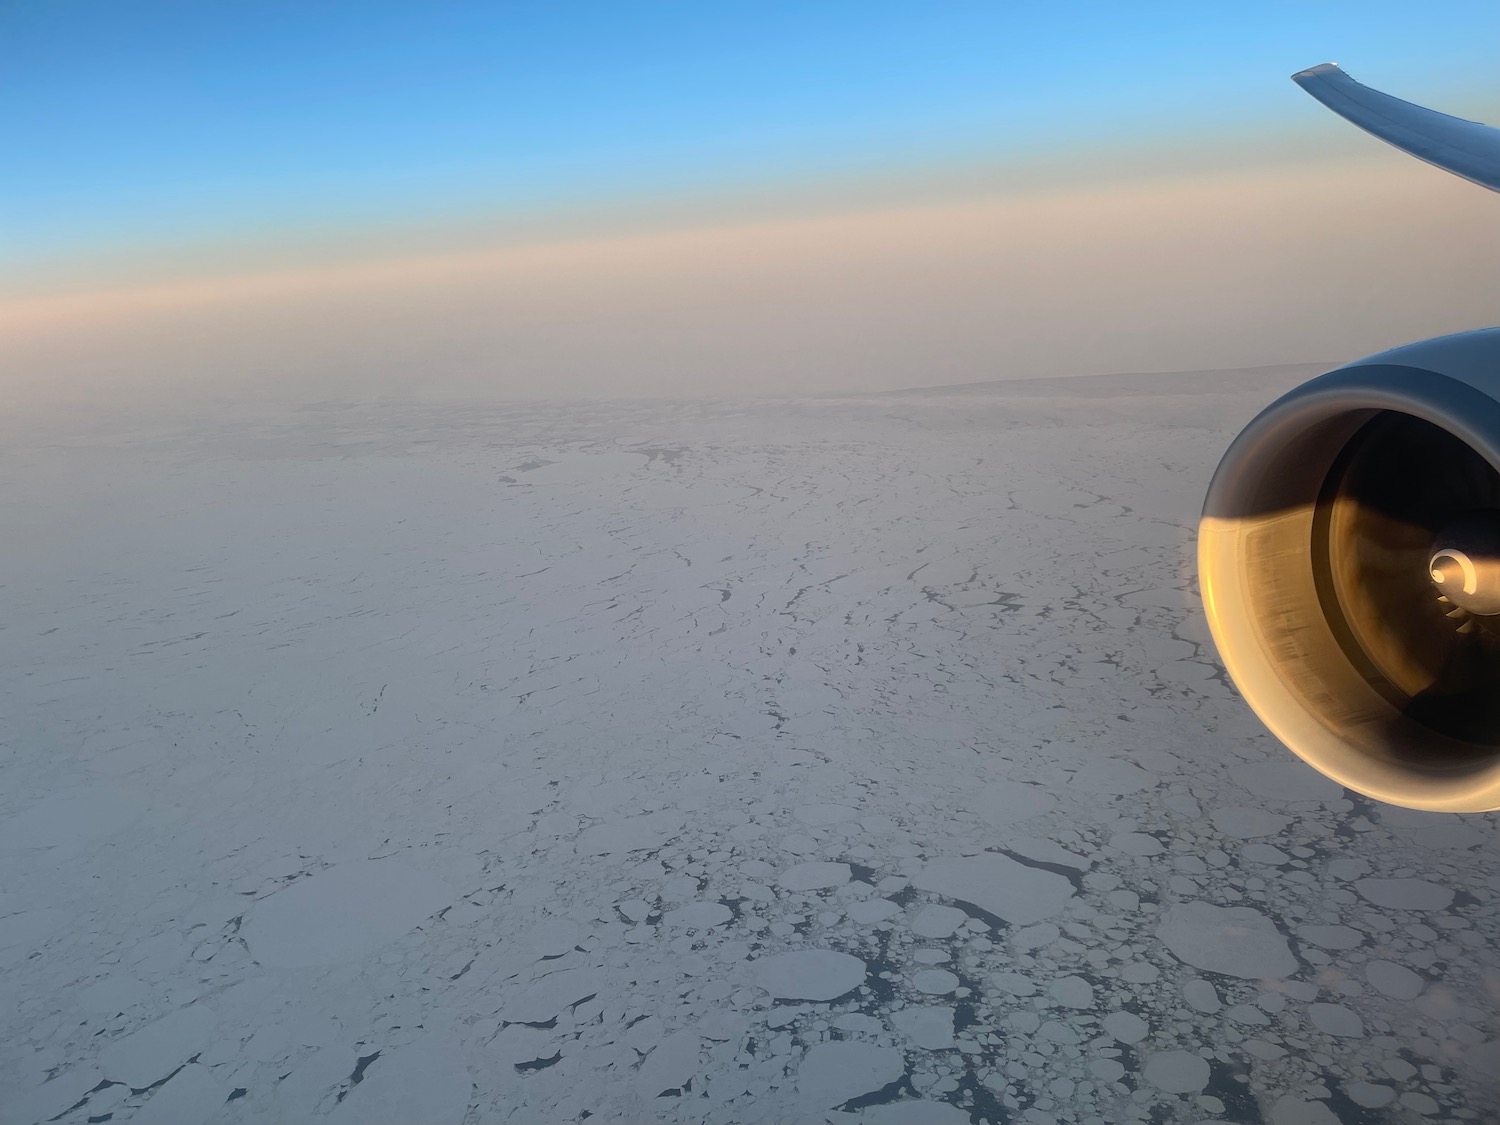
[1292,62,1500,193]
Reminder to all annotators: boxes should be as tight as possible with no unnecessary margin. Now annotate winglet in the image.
[1291,62,1500,193]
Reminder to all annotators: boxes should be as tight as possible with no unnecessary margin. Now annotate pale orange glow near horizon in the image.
[6,152,1498,411]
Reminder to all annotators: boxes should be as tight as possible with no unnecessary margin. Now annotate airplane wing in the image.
[1292,62,1500,192]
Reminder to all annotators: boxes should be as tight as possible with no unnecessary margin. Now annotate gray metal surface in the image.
[1292,62,1500,192]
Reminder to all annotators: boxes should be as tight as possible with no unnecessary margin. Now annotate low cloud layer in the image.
[6,154,1498,411]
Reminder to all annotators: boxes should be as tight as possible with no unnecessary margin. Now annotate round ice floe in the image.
[1049,976,1094,1009]
[890,1005,955,1049]
[1156,901,1296,979]
[755,949,866,1000]
[1143,1049,1209,1093]
[910,904,967,939]
[1210,807,1290,839]
[796,1041,903,1109]
[1182,979,1221,1013]
[778,862,851,892]
[1296,924,1363,950]
[1308,1003,1364,1037]
[242,857,455,968]
[663,902,731,929]
[1090,1058,1126,1083]
[1241,843,1290,865]
[990,971,1035,996]
[1102,1010,1149,1043]
[912,969,959,995]
[1348,1082,1396,1108]
[1110,832,1163,857]
[1366,959,1424,1000]
[1226,1003,1269,1026]
[1120,961,1160,985]
[1354,878,1454,911]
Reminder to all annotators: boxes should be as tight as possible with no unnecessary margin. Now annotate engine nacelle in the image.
[1200,328,1500,811]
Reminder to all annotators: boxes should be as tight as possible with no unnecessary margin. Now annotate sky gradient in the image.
[5,2,1500,403]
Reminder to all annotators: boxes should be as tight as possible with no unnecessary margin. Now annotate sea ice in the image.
[912,969,959,995]
[755,949,867,1001]
[1366,959,1424,1000]
[1157,901,1296,979]
[575,812,682,855]
[1296,924,1363,950]
[890,1005,955,1049]
[859,1100,971,1124]
[242,857,455,968]
[1354,878,1455,911]
[778,862,852,891]
[636,1031,701,1098]
[910,904,967,938]
[1143,1049,1210,1093]
[1210,807,1290,839]
[1269,1095,1342,1124]
[1308,1003,1364,1037]
[796,1041,904,1109]
[1182,979,1221,1013]
[75,974,151,1016]
[848,899,901,924]
[1348,1081,1396,1108]
[0,790,141,855]
[98,1004,217,1088]
[1229,761,1343,802]
[662,902,731,928]
[914,854,1075,925]
[500,968,609,1024]
[324,1034,470,1125]
[130,1064,226,1125]
[1049,976,1095,1009]
[965,780,1054,826]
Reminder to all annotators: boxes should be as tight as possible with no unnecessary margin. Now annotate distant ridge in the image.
[877,362,1335,400]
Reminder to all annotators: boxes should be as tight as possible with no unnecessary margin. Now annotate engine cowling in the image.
[1200,327,1500,811]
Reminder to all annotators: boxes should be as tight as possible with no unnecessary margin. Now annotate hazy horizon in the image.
[6,4,1500,411]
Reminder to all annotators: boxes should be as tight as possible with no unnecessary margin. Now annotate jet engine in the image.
[1201,330,1500,811]
[1199,64,1500,810]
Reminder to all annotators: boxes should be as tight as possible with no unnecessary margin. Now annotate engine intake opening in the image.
[1200,363,1500,811]
[1313,413,1500,747]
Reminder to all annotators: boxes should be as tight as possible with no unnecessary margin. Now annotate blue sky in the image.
[5,1,1499,279]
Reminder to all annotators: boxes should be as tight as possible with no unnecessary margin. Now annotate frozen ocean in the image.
[3,364,1498,1124]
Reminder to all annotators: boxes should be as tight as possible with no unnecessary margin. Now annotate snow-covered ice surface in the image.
[4,364,1500,1124]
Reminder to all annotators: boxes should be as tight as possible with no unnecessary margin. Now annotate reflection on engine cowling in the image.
[1200,328,1500,811]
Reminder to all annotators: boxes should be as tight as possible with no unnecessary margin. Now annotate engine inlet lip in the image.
[1200,362,1500,811]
